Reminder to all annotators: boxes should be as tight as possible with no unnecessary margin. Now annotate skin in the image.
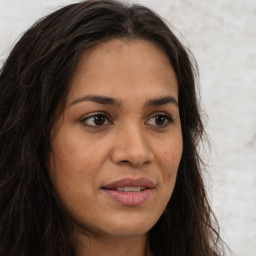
[49,39,183,256]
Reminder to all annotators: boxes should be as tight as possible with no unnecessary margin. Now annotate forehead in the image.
[67,38,178,104]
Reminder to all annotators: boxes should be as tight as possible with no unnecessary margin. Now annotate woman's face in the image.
[49,39,183,239]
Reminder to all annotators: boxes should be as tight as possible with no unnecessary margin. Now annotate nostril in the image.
[121,160,130,164]
[111,143,154,167]
[120,160,140,166]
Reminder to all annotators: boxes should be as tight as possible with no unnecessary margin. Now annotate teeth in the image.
[116,187,145,192]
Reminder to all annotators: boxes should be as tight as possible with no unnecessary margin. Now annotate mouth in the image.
[104,186,149,192]
[101,178,155,206]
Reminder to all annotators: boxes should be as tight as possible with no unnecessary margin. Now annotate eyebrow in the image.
[144,96,179,108]
[69,95,122,107]
[69,95,178,108]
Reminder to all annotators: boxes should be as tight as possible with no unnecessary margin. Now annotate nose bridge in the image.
[111,121,153,167]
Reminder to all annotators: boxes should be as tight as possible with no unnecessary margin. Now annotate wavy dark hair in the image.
[0,0,224,255]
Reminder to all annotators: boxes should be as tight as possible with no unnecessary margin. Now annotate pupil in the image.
[94,115,105,125]
[155,115,165,125]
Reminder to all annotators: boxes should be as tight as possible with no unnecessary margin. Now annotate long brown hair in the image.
[0,0,224,255]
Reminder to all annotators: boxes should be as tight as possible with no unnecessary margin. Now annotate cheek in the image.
[49,126,104,174]
[151,140,182,218]
[48,133,94,201]
[48,147,101,223]
[158,136,183,186]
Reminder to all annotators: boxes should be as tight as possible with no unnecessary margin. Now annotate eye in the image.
[146,113,173,127]
[80,112,112,128]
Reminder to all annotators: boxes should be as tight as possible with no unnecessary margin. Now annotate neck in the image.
[72,226,153,256]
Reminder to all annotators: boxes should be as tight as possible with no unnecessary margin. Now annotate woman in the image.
[0,0,224,255]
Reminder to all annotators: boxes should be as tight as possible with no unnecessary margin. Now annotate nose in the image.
[111,125,154,167]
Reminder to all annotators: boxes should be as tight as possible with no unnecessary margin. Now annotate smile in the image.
[115,187,146,192]
[102,178,155,205]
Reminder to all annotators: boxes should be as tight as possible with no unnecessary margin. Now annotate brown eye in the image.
[154,115,166,125]
[146,114,173,127]
[92,115,106,126]
[80,113,112,128]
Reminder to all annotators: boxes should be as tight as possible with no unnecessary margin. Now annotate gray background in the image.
[0,1,255,255]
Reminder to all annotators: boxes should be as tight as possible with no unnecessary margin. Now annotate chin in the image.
[106,224,153,237]
[74,212,159,239]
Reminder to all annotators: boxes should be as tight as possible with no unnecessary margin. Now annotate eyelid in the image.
[79,111,174,129]
[145,112,174,127]
[79,111,112,128]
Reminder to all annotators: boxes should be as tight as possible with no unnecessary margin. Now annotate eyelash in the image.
[80,112,112,129]
[146,112,174,127]
[79,112,174,129]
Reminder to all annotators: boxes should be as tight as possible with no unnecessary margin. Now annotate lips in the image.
[101,177,155,205]
[103,177,154,189]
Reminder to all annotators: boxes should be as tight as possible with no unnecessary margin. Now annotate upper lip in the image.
[102,177,155,189]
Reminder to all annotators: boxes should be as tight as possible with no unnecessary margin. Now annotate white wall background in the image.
[0,1,255,255]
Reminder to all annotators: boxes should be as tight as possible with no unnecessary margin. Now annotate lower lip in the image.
[102,189,153,206]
